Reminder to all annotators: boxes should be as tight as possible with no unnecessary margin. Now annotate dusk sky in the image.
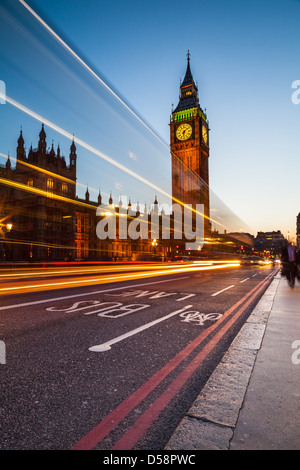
[1,0,300,240]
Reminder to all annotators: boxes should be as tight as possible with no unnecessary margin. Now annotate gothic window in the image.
[47,178,54,191]
[62,182,68,195]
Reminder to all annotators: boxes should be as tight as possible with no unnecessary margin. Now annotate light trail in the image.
[18,0,168,151]
[0,277,190,311]
[0,262,240,295]
[17,0,211,198]
[1,95,168,197]
[0,92,222,229]
[0,152,76,185]
[0,175,96,209]
[0,261,217,278]
[1,0,251,240]
[0,260,237,279]
[2,1,223,229]
[0,153,110,201]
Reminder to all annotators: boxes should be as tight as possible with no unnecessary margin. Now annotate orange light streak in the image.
[0,176,97,210]
[0,91,224,229]
[0,152,76,185]
[0,261,229,279]
[0,262,240,295]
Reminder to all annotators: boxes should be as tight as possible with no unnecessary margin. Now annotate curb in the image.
[165,274,280,450]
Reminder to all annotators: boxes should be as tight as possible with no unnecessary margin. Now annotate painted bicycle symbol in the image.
[179,311,222,326]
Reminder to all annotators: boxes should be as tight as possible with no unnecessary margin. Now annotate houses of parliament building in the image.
[1,55,245,262]
[0,123,156,262]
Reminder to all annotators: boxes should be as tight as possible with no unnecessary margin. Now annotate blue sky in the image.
[1,0,300,240]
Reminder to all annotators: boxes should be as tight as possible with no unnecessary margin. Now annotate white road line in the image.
[240,278,249,283]
[211,285,235,297]
[176,293,196,302]
[0,277,190,311]
[89,305,193,352]
[252,274,258,277]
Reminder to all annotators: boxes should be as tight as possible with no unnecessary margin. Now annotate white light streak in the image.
[2,93,220,226]
[18,0,168,150]
[3,93,171,200]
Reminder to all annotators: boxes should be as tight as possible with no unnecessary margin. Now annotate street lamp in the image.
[0,222,13,261]
[0,223,13,234]
[152,238,158,255]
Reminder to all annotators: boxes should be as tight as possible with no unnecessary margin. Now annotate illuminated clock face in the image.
[202,125,208,144]
[176,123,193,141]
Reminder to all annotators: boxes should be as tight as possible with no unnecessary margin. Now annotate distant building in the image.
[227,232,255,248]
[255,230,286,255]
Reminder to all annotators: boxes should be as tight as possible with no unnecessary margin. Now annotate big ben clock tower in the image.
[170,51,210,238]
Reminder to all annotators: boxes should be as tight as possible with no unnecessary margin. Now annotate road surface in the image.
[0,262,277,450]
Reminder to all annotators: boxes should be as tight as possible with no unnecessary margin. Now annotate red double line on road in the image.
[71,270,277,450]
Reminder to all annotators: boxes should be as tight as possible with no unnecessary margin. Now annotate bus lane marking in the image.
[72,271,276,450]
[46,301,150,318]
[89,304,194,352]
[0,277,190,311]
[104,290,196,302]
[46,298,224,326]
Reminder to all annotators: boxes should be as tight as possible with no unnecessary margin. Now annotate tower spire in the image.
[38,122,46,154]
[173,52,199,113]
[17,127,26,159]
[69,135,77,171]
[181,50,196,89]
[6,152,11,170]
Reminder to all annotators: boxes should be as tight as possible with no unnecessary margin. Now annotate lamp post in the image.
[0,222,13,260]
[152,238,158,255]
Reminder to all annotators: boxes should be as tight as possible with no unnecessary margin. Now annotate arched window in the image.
[62,182,68,195]
[47,178,54,194]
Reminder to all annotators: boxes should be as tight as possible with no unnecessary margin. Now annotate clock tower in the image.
[170,52,210,237]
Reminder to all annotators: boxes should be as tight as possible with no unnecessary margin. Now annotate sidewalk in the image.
[165,272,300,450]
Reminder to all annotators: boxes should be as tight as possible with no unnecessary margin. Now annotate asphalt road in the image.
[0,263,277,450]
